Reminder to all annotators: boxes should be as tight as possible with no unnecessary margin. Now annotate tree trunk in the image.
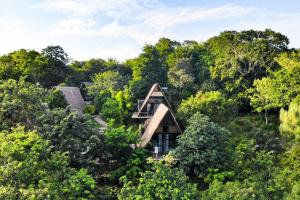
[264,110,268,125]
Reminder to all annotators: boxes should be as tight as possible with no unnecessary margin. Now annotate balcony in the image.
[132,111,153,119]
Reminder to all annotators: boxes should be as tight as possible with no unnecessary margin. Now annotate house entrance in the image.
[158,133,169,153]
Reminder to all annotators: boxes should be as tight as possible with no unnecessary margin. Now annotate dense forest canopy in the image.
[0,29,299,199]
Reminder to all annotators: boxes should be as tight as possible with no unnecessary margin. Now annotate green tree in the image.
[248,77,281,124]
[66,59,105,86]
[233,139,275,180]
[178,91,236,124]
[175,113,230,178]
[40,45,69,87]
[167,40,212,83]
[0,49,51,85]
[88,70,126,96]
[154,37,179,64]
[0,78,47,130]
[119,162,198,200]
[0,126,95,199]
[225,114,282,153]
[128,45,167,99]
[98,87,133,125]
[101,98,124,123]
[46,88,68,109]
[280,97,300,139]
[168,58,196,101]
[201,180,267,200]
[249,50,300,120]
[37,108,104,173]
[103,125,139,176]
[273,143,300,199]
[207,29,289,101]
[0,47,70,87]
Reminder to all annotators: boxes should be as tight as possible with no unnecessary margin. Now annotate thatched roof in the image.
[58,87,86,114]
[139,103,182,147]
[137,83,171,116]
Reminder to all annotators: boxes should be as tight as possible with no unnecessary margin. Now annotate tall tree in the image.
[41,45,69,87]
[0,126,95,199]
[249,49,300,118]
[207,29,289,102]
[128,45,167,99]
[0,49,49,84]
[175,113,230,178]
[37,108,104,174]
[0,78,47,130]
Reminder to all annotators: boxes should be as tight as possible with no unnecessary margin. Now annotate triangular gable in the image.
[139,103,182,147]
[137,83,171,116]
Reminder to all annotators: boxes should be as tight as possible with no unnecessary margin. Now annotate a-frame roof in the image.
[139,103,182,147]
[137,83,171,116]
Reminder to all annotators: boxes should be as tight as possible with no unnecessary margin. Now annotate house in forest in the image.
[57,85,107,129]
[132,83,182,154]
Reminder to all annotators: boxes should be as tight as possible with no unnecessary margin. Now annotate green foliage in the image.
[167,40,212,84]
[201,180,267,200]
[0,126,95,199]
[207,29,289,101]
[83,104,97,115]
[286,181,300,200]
[175,113,230,178]
[273,143,300,199]
[1,33,299,200]
[88,70,126,95]
[37,108,104,173]
[66,59,106,86]
[0,46,69,87]
[154,37,179,63]
[202,130,279,199]
[100,89,133,124]
[167,61,196,100]
[249,77,281,112]
[128,45,167,99]
[166,41,212,104]
[273,49,300,106]
[0,49,47,82]
[40,45,69,87]
[87,70,133,124]
[249,50,300,112]
[47,88,68,109]
[111,148,149,184]
[233,139,275,180]
[104,125,139,175]
[226,114,282,152]
[119,162,199,200]
[121,148,149,180]
[0,78,47,130]
[280,97,300,139]
[178,90,236,124]
[101,98,124,123]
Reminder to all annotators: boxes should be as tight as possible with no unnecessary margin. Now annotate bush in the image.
[84,104,97,115]
[119,162,199,200]
[47,88,68,109]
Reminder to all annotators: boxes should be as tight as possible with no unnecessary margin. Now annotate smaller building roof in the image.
[58,86,86,114]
